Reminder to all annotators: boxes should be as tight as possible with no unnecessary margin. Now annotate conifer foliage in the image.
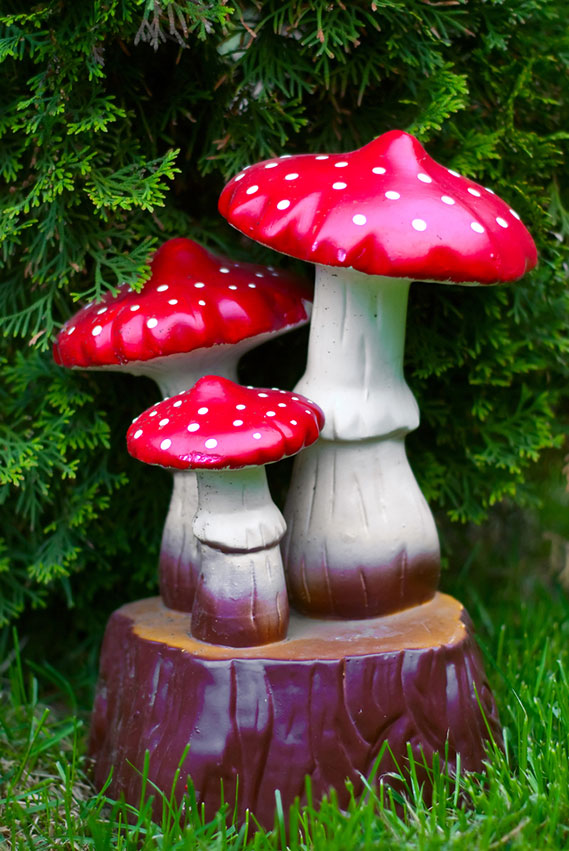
[1,0,568,624]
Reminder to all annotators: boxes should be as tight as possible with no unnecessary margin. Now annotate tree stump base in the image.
[89,593,500,827]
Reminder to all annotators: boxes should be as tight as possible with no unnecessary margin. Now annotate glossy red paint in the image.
[219,130,537,284]
[53,238,312,368]
[127,375,325,470]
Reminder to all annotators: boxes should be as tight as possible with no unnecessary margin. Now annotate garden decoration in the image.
[126,375,324,646]
[219,129,537,618]
[88,130,536,828]
[53,237,311,611]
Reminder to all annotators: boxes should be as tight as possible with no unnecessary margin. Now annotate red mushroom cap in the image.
[218,130,537,285]
[53,238,312,369]
[127,376,324,471]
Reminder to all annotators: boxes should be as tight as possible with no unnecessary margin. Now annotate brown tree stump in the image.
[89,593,500,827]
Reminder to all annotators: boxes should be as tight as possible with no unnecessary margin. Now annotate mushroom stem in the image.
[284,265,439,618]
[191,468,289,647]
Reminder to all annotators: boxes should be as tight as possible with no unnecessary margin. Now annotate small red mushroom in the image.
[53,238,312,614]
[127,375,324,647]
[219,130,538,619]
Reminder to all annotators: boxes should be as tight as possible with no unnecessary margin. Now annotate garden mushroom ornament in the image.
[53,238,311,612]
[126,375,324,647]
[219,129,538,618]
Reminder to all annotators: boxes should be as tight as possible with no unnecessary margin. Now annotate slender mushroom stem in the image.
[283,264,440,618]
[191,467,289,647]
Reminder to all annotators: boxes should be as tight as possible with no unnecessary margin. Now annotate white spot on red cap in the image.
[412,219,427,232]
[385,191,400,200]
[353,214,367,226]
[335,161,348,168]
[173,400,182,407]
[277,200,290,210]
[134,429,143,439]
[194,282,205,288]
[229,285,237,290]
[168,299,178,305]
[417,173,432,183]
[235,173,245,181]
[315,155,328,160]
[157,285,168,292]
[266,410,276,417]
[159,418,169,427]
[372,167,386,174]
[233,419,243,426]
[198,406,208,414]
[253,433,262,439]
[290,420,297,425]
[147,318,158,328]
[441,196,455,205]
[198,300,206,306]
[265,162,278,169]
[188,423,199,432]
[236,404,246,410]
[97,307,108,315]
[130,304,140,311]
[67,326,75,335]
[496,217,509,228]
[468,188,481,197]
[246,185,258,195]
[219,268,229,274]
[149,410,158,417]
[510,209,521,220]
[285,173,299,181]
[333,182,347,190]
[160,438,171,450]
[248,283,256,288]
[205,438,217,449]
[92,325,102,336]
[448,169,461,177]
[471,222,485,233]
[255,272,264,277]
[278,403,286,407]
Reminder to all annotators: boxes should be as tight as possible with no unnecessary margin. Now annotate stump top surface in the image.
[126,593,467,659]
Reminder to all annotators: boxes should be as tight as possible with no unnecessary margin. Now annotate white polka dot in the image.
[485,187,495,195]
[285,173,299,181]
[253,433,262,440]
[280,154,292,158]
[198,407,208,415]
[258,392,268,398]
[352,214,367,226]
[468,188,481,197]
[236,404,246,410]
[372,167,386,174]
[510,209,521,220]
[266,411,276,417]
[255,272,264,277]
[496,217,508,228]
[316,155,329,160]
[67,326,75,335]
[441,196,455,205]
[277,199,290,210]
[133,429,143,439]
[159,418,169,427]
[290,420,297,425]
[160,439,172,450]
[198,300,206,306]
[195,282,205,288]
[248,283,256,289]
[187,423,199,432]
[417,173,432,183]
[173,400,182,407]
[412,219,427,232]
[219,268,229,274]
[335,161,348,168]
[147,318,158,328]
[97,307,108,315]
[292,396,299,401]
[168,299,178,305]
[235,173,245,181]
[205,438,218,449]
[130,304,140,311]
[332,182,347,190]
[92,325,102,336]
[157,284,169,292]
[278,403,286,407]
[471,222,485,233]
[385,191,400,200]
[229,285,237,290]
[246,185,258,195]
[233,419,243,426]
[448,169,461,177]
[149,410,158,417]
[265,162,278,169]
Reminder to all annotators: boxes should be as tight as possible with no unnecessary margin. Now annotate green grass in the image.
[2,535,569,848]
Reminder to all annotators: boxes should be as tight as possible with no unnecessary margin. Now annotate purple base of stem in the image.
[89,596,500,828]
[159,550,199,612]
[191,586,289,647]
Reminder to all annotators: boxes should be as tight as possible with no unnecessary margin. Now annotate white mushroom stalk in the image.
[191,468,288,647]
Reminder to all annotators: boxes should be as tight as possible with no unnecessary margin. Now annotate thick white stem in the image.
[191,468,288,646]
[284,266,439,618]
[295,266,418,441]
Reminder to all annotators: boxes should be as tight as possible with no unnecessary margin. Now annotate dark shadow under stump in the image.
[89,594,501,828]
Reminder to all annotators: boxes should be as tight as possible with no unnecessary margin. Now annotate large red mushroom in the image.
[53,238,312,612]
[219,130,537,618]
[127,375,324,647]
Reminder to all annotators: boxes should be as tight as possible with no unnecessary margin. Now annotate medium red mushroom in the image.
[126,375,324,647]
[219,130,537,619]
[53,238,312,612]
